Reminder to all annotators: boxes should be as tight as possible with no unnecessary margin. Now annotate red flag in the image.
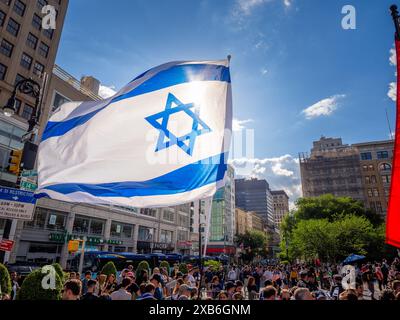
[387,38,400,248]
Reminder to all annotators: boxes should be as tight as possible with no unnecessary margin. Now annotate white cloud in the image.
[235,0,268,15]
[388,82,397,102]
[260,67,268,76]
[301,94,345,120]
[232,118,254,131]
[388,47,397,102]
[283,0,292,7]
[230,154,302,208]
[390,47,396,66]
[99,85,117,99]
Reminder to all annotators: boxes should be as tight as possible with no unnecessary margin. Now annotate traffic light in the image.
[7,149,22,175]
[68,240,80,253]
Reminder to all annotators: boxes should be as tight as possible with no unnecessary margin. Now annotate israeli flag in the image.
[36,60,232,207]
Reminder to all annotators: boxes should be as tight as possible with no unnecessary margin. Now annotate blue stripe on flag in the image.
[35,153,227,199]
[41,63,230,142]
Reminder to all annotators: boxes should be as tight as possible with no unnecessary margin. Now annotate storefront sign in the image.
[0,186,36,220]
[0,239,14,252]
[49,233,123,246]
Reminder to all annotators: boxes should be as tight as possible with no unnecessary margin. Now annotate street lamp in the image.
[2,79,42,132]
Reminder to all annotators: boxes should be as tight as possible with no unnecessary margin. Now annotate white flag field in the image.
[36,60,232,207]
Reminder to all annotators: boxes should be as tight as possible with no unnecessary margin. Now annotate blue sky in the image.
[55,0,399,203]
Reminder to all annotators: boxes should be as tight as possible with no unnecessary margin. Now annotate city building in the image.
[300,136,394,217]
[271,190,289,229]
[235,207,247,236]
[235,178,275,228]
[10,199,191,266]
[248,211,264,233]
[299,137,364,202]
[352,140,394,216]
[0,0,69,262]
[206,165,236,256]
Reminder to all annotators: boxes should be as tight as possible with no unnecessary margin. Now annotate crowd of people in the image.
[6,257,400,301]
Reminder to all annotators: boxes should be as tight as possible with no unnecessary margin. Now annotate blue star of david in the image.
[145,93,211,156]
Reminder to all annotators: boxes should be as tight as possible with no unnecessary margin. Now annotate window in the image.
[0,63,7,80]
[43,28,53,39]
[376,202,383,213]
[367,189,373,197]
[33,61,44,76]
[89,219,104,235]
[21,104,33,120]
[377,151,389,159]
[0,39,13,57]
[362,165,368,171]
[368,164,374,171]
[52,92,70,112]
[15,73,25,85]
[20,52,32,70]
[37,0,47,10]
[382,175,391,184]
[110,222,133,238]
[371,175,377,184]
[32,14,42,30]
[138,226,153,241]
[160,230,173,243]
[139,208,157,217]
[7,18,20,37]
[380,163,392,171]
[38,42,49,58]
[361,152,372,160]
[25,208,47,228]
[163,209,175,222]
[47,211,66,231]
[14,99,22,113]
[365,176,370,184]
[373,188,379,197]
[0,10,5,27]
[73,216,89,234]
[26,33,38,49]
[13,0,26,16]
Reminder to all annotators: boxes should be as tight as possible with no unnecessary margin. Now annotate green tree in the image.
[135,261,150,281]
[294,194,382,226]
[159,260,170,276]
[52,263,68,283]
[101,261,117,277]
[0,263,12,297]
[178,263,188,274]
[17,268,63,300]
[236,230,267,262]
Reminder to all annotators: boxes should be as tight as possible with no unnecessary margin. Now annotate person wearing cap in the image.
[150,274,164,300]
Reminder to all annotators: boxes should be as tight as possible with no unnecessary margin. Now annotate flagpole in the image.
[198,199,203,300]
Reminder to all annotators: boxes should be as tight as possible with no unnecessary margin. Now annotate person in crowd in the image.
[294,287,314,300]
[80,279,100,300]
[232,292,244,300]
[110,277,132,300]
[104,274,117,294]
[150,274,164,300]
[137,283,157,300]
[217,291,228,300]
[177,284,192,300]
[247,276,258,300]
[9,271,20,301]
[81,271,92,295]
[339,289,358,301]
[225,281,236,300]
[261,286,277,300]
[227,266,237,282]
[62,279,81,300]
[96,274,107,296]
[280,289,291,301]
[210,275,222,299]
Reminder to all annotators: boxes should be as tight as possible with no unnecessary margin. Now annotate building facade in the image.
[352,140,394,216]
[271,190,289,230]
[299,137,364,202]
[235,178,274,228]
[300,137,394,217]
[207,165,236,256]
[0,0,69,262]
